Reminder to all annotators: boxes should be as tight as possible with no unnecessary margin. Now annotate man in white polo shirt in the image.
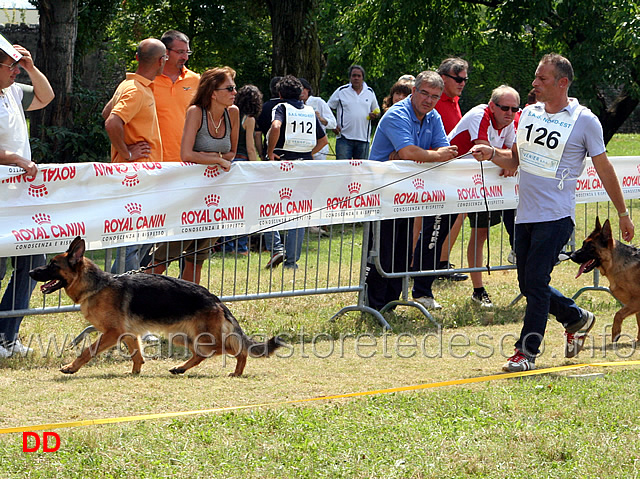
[328,65,380,160]
[471,54,634,372]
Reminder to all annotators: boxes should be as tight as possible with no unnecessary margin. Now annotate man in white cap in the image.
[0,36,54,357]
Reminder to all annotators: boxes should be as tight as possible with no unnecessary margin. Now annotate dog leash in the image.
[3,360,639,435]
[129,157,469,276]
[479,159,492,275]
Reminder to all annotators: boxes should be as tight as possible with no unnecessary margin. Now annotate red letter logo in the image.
[22,432,40,452]
[43,432,61,452]
[22,431,60,452]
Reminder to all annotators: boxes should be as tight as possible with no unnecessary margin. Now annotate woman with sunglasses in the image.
[181,66,239,169]
[155,66,238,284]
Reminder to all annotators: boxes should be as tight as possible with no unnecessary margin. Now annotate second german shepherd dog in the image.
[571,217,640,343]
[29,236,282,376]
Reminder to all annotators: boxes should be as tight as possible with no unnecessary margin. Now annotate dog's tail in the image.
[246,335,284,358]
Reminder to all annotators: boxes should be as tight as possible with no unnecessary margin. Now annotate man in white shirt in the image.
[0,36,54,357]
[471,54,634,372]
[327,65,379,160]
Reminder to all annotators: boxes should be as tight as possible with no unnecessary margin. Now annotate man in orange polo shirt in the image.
[105,38,166,277]
[155,30,200,161]
[105,38,166,163]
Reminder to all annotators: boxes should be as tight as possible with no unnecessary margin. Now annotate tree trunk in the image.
[598,90,640,145]
[30,0,78,148]
[266,0,322,94]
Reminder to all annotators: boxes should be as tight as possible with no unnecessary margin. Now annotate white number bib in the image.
[283,103,317,153]
[517,102,584,179]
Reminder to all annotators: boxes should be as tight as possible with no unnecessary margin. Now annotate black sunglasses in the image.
[443,72,468,84]
[494,102,520,113]
[216,85,237,92]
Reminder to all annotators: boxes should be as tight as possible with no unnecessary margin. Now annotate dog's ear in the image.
[595,216,602,231]
[67,236,86,268]
[602,219,615,248]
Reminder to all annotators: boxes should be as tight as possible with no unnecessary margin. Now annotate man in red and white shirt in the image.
[432,57,469,281]
[448,85,520,307]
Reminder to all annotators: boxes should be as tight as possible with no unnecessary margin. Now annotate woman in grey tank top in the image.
[181,66,239,169]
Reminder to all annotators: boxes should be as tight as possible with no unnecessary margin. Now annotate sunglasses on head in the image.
[494,102,520,113]
[443,72,468,84]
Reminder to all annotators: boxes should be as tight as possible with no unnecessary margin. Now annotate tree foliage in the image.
[334,0,640,142]
[105,0,272,92]
[31,0,640,163]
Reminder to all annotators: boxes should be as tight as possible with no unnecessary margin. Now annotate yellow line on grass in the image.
[2,360,639,435]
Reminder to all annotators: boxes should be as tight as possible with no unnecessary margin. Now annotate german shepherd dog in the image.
[571,217,640,343]
[29,237,282,376]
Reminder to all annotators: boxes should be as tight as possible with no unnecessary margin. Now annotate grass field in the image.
[0,134,639,477]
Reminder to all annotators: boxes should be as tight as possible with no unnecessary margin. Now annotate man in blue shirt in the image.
[366,71,458,311]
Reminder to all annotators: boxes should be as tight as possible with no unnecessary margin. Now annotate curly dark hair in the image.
[234,84,263,118]
[276,75,303,101]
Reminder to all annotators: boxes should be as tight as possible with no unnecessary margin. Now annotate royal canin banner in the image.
[1,157,639,256]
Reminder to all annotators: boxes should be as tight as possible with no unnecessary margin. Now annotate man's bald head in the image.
[136,38,166,67]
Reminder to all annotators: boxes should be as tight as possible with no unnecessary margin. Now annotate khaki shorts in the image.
[152,238,216,265]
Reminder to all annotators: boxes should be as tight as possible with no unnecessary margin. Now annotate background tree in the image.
[29,0,640,163]
[29,0,78,140]
[336,0,640,143]
[266,0,322,92]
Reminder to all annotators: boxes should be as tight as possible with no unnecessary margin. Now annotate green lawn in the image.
[607,133,640,156]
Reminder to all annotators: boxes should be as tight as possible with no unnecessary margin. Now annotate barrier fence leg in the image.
[330,222,391,331]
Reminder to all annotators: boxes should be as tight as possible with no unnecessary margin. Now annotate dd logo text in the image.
[22,432,61,452]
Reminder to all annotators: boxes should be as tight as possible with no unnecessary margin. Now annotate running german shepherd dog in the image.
[571,217,640,343]
[29,236,282,376]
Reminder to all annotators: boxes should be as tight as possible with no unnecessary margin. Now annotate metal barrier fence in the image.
[0,221,390,328]
[350,199,637,325]
[0,199,635,332]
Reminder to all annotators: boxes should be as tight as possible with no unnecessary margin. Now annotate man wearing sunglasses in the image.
[447,85,520,309]
[432,57,470,283]
[435,57,469,134]
[0,36,54,357]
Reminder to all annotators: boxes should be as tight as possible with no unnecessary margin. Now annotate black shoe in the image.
[437,262,468,282]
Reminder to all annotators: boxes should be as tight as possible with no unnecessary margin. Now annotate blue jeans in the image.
[284,228,305,267]
[0,254,46,345]
[111,244,153,274]
[514,218,582,357]
[335,137,369,160]
[263,231,284,254]
[223,235,248,254]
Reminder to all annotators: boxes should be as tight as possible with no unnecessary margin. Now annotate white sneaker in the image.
[8,338,33,355]
[0,344,11,358]
[141,332,160,344]
[413,296,442,310]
